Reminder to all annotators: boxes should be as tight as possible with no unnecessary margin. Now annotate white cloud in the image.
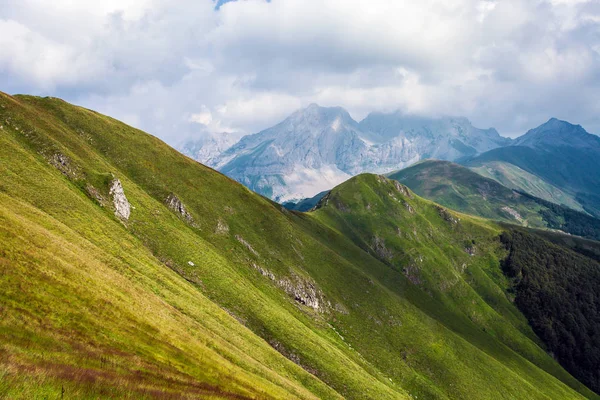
[190,107,214,126]
[0,19,104,89]
[1,0,599,142]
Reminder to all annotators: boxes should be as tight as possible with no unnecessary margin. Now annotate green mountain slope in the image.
[0,92,597,399]
[388,160,600,241]
[501,228,600,393]
[464,144,600,218]
[469,160,585,212]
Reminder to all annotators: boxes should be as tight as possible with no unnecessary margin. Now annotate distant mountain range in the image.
[181,106,600,219]
[463,118,600,218]
[388,160,600,241]
[180,104,510,201]
[4,91,600,398]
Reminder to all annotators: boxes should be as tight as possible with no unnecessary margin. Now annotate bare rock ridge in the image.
[109,178,131,220]
[184,104,510,202]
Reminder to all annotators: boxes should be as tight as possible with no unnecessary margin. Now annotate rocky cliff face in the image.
[178,132,237,166]
[187,104,509,202]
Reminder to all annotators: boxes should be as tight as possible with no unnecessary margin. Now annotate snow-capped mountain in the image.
[190,104,511,202]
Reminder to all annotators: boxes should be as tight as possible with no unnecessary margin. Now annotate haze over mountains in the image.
[466,118,600,217]
[181,104,510,201]
[182,106,600,219]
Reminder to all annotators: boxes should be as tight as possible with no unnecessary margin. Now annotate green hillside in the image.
[388,160,600,241]
[0,92,597,399]
[469,160,585,212]
[501,228,600,393]
[464,146,600,218]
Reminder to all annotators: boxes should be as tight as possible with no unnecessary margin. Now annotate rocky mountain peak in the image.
[189,105,510,202]
[287,104,357,132]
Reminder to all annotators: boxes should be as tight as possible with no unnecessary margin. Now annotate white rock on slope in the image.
[109,178,131,220]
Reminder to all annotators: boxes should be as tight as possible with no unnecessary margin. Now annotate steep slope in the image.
[388,160,600,241]
[465,118,600,217]
[0,92,597,399]
[199,105,509,202]
[470,161,584,212]
[501,228,600,393]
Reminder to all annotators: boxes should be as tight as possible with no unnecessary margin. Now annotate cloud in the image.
[1,0,599,142]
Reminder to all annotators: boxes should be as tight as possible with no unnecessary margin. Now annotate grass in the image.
[388,160,600,242]
[464,145,600,217]
[469,160,585,212]
[0,91,597,399]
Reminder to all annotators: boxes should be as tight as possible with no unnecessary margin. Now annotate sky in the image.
[1,0,599,145]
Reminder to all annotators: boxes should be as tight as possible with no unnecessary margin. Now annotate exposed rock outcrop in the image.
[372,235,393,261]
[49,152,79,179]
[436,206,459,225]
[501,206,523,222]
[215,219,229,235]
[109,178,130,220]
[278,273,327,312]
[393,180,413,198]
[465,246,476,256]
[252,263,276,280]
[250,263,328,313]
[166,194,194,223]
[402,265,422,285]
[236,235,259,256]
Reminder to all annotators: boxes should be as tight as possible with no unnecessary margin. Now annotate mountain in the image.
[388,160,600,241]
[464,118,600,217]
[514,117,600,149]
[469,161,585,212]
[206,104,510,202]
[213,104,362,201]
[1,92,599,399]
[282,190,329,212]
[359,112,510,156]
[178,132,237,166]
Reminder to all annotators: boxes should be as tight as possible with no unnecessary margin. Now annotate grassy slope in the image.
[388,160,600,242]
[469,160,585,212]
[388,160,548,226]
[0,92,596,399]
[464,146,600,217]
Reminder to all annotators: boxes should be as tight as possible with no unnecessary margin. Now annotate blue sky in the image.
[1,0,599,144]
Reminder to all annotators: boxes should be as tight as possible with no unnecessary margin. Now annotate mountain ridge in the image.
[513,118,600,149]
[387,159,600,241]
[1,91,598,399]
[186,104,510,201]
[464,119,600,217]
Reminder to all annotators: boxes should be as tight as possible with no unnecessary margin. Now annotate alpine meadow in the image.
[3,0,600,399]
[1,92,599,399]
